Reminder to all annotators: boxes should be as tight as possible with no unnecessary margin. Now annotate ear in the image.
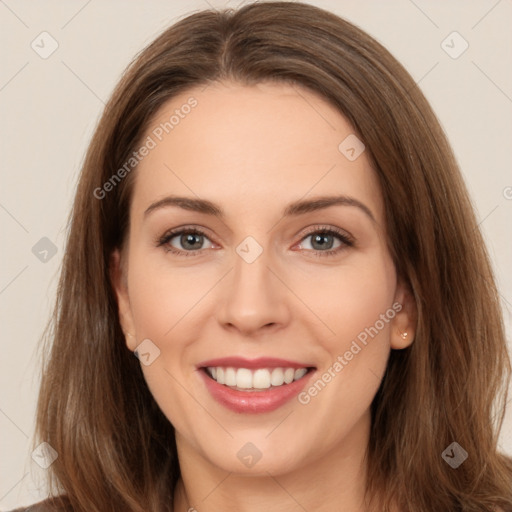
[110,248,137,351]
[390,277,417,350]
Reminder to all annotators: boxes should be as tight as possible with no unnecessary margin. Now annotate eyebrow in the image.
[144,194,376,222]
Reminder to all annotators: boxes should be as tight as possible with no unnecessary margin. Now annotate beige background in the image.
[1,0,511,508]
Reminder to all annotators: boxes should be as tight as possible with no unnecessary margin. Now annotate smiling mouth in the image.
[201,366,315,392]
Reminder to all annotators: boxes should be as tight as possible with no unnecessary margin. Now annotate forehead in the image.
[130,80,383,223]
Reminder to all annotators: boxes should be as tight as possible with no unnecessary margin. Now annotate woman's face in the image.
[112,81,415,476]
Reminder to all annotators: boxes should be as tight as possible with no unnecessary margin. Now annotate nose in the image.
[215,245,291,337]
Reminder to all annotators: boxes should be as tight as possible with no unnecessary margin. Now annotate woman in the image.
[11,2,512,511]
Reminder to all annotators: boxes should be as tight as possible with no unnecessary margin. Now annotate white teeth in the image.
[253,369,271,389]
[225,367,237,386]
[206,366,310,390]
[236,368,253,389]
[284,368,295,384]
[294,368,307,380]
[270,368,285,386]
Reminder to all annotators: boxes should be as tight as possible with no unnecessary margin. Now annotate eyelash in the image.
[156,225,354,258]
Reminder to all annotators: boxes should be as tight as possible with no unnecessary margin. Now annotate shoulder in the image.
[6,497,72,512]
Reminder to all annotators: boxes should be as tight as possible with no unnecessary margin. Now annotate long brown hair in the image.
[34,2,512,510]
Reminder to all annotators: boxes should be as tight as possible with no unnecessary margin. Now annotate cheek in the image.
[294,252,397,350]
[126,249,213,341]
[294,250,397,415]
[290,258,396,450]
[125,251,209,434]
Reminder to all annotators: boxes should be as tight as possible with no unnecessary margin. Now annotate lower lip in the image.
[199,369,314,414]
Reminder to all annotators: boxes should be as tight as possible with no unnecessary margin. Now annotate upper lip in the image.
[197,356,315,370]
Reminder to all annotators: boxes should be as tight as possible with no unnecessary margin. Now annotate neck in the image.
[173,410,377,512]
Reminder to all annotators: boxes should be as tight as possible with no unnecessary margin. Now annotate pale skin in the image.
[111,81,416,512]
